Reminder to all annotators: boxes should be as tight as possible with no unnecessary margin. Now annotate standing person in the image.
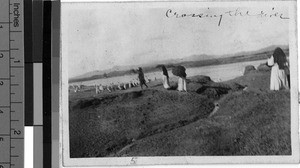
[137,67,148,89]
[177,76,187,92]
[267,47,289,91]
[172,65,187,92]
[95,84,100,94]
[161,65,170,89]
[99,84,104,92]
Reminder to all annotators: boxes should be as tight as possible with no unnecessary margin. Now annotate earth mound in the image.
[191,78,245,98]
[69,89,215,157]
[257,63,271,72]
[190,75,214,84]
[244,65,256,75]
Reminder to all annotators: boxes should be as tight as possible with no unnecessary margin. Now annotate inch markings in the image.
[0,0,24,168]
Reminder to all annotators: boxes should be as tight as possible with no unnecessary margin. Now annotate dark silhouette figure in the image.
[161,65,171,89]
[137,67,148,89]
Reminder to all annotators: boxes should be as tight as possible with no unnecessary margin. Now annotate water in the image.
[70,60,266,86]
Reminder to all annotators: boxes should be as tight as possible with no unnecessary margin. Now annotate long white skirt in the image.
[270,64,289,90]
[163,75,170,89]
[268,56,289,91]
[177,77,187,91]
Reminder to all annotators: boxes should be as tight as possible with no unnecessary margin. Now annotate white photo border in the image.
[59,1,299,167]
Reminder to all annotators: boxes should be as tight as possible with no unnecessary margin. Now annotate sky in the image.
[61,2,290,78]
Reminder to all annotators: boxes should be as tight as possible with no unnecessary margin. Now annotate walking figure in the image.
[267,47,289,91]
[161,65,170,89]
[137,67,148,89]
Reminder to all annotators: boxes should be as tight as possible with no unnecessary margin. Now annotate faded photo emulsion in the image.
[60,1,299,167]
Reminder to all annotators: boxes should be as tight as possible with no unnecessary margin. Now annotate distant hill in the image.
[69,45,289,83]
[69,54,214,81]
[229,45,289,58]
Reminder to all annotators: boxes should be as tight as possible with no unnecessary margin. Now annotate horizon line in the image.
[69,44,289,79]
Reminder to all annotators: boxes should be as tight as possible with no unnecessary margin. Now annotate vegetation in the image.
[69,67,290,157]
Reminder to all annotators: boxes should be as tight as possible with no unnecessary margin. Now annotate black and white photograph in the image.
[60,1,299,167]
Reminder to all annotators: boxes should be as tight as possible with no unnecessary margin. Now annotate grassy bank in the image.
[69,66,291,157]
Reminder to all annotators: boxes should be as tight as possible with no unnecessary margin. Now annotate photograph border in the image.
[59,1,299,167]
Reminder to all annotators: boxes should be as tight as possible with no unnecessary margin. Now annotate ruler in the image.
[0,0,24,168]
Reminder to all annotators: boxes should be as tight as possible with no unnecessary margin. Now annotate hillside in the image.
[69,65,291,157]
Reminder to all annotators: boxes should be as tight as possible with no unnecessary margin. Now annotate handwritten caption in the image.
[166,8,289,26]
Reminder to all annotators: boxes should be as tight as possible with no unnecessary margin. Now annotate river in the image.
[70,60,266,86]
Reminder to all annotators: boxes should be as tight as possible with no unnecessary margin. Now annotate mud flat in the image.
[69,66,290,157]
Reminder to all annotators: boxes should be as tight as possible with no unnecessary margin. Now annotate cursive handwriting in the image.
[166,8,289,26]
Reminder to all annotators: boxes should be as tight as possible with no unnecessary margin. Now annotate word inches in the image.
[13,3,20,28]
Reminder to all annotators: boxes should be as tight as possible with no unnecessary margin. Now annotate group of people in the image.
[93,77,152,94]
[160,65,187,92]
[70,85,84,93]
[139,46,290,92]
[69,77,151,94]
[152,47,290,92]
[71,47,289,94]
[94,80,140,94]
[92,65,188,93]
[137,66,187,92]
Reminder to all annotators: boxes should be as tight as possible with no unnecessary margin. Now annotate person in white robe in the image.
[118,83,122,90]
[95,85,100,94]
[161,65,170,89]
[172,65,187,92]
[267,47,289,91]
[99,84,104,92]
[177,77,187,92]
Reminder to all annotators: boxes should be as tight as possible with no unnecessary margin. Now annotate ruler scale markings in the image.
[9,13,11,165]
[11,0,24,168]
[1,0,24,167]
[0,1,10,168]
